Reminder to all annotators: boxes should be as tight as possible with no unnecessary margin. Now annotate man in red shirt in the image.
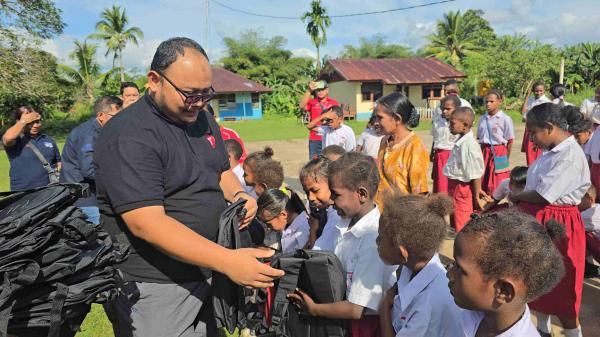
[206,105,247,163]
[299,80,339,159]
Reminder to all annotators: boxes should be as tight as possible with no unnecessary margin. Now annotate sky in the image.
[43,0,600,72]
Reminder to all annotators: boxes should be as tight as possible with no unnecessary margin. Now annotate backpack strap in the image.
[25,140,58,182]
[0,262,39,337]
[270,257,304,335]
[47,283,69,337]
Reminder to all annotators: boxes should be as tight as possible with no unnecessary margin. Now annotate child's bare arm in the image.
[471,178,486,211]
[288,289,364,320]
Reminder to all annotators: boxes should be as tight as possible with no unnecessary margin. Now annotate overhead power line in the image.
[209,0,456,20]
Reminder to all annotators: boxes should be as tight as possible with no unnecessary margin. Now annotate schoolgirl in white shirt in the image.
[448,211,565,337]
[580,84,600,125]
[550,83,574,107]
[255,188,310,253]
[510,103,590,337]
[290,153,396,337]
[520,83,551,166]
[377,193,462,337]
[299,155,343,251]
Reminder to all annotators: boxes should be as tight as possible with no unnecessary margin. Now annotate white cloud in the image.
[292,47,317,59]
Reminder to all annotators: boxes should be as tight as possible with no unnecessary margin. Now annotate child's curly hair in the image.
[299,155,331,183]
[380,193,453,262]
[245,146,274,168]
[254,159,284,190]
[458,211,565,301]
[328,152,379,196]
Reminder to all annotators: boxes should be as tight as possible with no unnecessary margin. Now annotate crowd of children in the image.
[219,82,600,337]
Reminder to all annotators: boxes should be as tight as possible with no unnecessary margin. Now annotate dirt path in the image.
[245,125,600,337]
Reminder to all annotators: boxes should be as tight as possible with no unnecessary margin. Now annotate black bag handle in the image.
[47,283,69,337]
[270,256,304,336]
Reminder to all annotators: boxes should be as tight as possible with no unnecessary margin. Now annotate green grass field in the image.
[0,113,520,336]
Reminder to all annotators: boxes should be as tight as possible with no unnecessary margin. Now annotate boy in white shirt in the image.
[483,166,527,212]
[577,185,600,278]
[224,139,247,188]
[307,106,356,152]
[443,107,486,232]
[580,85,600,125]
[356,115,383,158]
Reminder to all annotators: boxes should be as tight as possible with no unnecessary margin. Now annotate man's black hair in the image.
[150,37,209,73]
[93,96,123,116]
[120,82,140,95]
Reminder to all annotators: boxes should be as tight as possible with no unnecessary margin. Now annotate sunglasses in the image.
[157,71,216,105]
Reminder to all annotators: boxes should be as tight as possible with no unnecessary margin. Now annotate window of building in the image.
[251,93,260,108]
[395,85,409,97]
[422,85,443,99]
[361,82,383,102]
[218,94,236,108]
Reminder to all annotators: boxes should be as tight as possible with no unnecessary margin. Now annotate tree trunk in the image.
[119,52,125,83]
[86,83,94,103]
[316,46,321,73]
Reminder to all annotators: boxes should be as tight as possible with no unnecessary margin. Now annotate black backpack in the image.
[0,184,121,337]
[269,249,349,337]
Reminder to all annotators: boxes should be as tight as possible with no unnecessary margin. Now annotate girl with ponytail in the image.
[509,103,590,337]
[372,92,430,206]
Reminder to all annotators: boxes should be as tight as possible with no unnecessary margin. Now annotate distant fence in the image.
[416,107,435,120]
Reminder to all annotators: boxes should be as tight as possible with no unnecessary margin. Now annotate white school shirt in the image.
[443,131,485,183]
[461,305,540,337]
[431,109,459,151]
[391,254,463,337]
[281,211,310,253]
[523,95,551,119]
[551,98,573,106]
[585,127,600,164]
[492,178,511,201]
[312,206,344,252]
[524,136,591,205]
[357,128,384,158]
[329,207,397,312]
[477,111,514,145]
[232,164,246,186]
[581,98,600,124]
[581,204,600,232]
[317,124,357,152]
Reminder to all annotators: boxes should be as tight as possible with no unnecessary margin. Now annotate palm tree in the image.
[58,40,114,103]
[301,0,331,71]
[424,11,480,68]
[88,5,143,82]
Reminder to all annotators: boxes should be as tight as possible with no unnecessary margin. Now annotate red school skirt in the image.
[432,149,452,194]
[591,163,600,202]
[521,129,542,166]
[351,315,381,337]
[518,202,586,318]
[481,144,511,195]
[448,179,473,232]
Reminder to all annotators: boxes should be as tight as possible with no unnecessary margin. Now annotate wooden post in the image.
[559,58,565,85]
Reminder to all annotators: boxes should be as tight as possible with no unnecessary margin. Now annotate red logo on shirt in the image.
[206,135,216,148]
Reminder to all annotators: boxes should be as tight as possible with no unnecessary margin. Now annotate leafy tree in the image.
[461,9,497,48]
[563,42,600,87]
[424,10,481,67]
[481,34,560,99]
[0,0,64,40]
[340,34,413,59]
[88,5,143,82]
[58,40,115,103]
[301,0,331,71]
[220,30,315,116]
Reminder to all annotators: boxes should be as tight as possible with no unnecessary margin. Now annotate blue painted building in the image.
[210,68,272,121]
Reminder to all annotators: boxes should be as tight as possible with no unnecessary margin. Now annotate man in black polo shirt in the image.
[95,37,283,337]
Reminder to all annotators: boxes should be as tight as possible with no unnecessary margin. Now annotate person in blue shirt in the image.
[2,106,61,191]
[60,96,122,224]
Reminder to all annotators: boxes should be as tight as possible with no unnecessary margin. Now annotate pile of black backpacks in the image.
[0,184,122,337]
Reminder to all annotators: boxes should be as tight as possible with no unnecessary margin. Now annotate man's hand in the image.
[308,81,318,92]
[19,112,41,125]
[223,248,284,288]
[288,288,318,316]
[234,192,257,229]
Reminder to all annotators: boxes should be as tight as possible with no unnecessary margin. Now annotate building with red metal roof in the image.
[320,58,466,120]
[210,67,272,120]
